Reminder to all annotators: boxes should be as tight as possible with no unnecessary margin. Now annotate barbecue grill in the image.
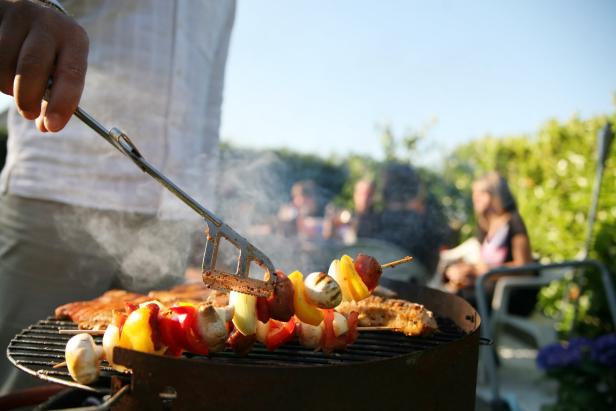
[7,283,482,410]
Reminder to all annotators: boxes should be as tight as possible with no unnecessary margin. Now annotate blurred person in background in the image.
[277,179,325,239]
[441,172,534,309]
[364,164,448,281]
[275,179,333,272]
[352,178,379,239]
[323,178,378,244]
[0,0,235,394]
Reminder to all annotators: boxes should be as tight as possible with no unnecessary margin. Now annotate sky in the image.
[2,0,615,166]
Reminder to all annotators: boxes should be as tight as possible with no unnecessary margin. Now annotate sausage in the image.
[227,329,256,356]
[266,271,295,322]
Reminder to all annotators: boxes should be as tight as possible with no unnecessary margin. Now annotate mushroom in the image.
[303,272,342,309]
[196,304,229,352]
[65,333,104,384]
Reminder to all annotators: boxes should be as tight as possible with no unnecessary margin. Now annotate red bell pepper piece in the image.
[158,312,185,357]
[111,310,128,334]
[321,309,337,354]
[265,319,296,351]
[143,303,163,351]
[169,305,209,355]
[346,311,359,345]
[125,302,139,315]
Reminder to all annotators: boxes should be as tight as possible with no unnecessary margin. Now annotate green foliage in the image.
[443,111,616,336]
[441,108,616,411]
[542,369,616,411]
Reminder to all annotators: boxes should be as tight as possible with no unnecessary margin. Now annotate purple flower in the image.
[591,333,616,368]
[537,338,592,370]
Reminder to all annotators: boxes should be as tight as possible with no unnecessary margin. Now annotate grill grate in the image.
[7,316,466,393]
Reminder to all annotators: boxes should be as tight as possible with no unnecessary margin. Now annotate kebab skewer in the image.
[63,254,417,381]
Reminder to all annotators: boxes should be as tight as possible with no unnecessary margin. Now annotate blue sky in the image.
[2,0,615,165]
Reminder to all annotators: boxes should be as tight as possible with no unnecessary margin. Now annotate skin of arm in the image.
[0,0,89,132]
[444,232,534,290]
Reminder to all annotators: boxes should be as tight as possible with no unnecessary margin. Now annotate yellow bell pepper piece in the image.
[340,255,370,301]
[288,271,324,326]
[119,307,156,353]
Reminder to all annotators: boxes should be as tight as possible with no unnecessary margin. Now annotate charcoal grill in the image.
[7,284,481,411]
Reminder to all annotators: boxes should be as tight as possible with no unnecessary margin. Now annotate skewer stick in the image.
[381,256,413,269]
[53,361,67,369]
[358,326,399,332]
[59,329,105,336]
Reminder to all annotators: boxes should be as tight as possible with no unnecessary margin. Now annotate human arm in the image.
[0,0,88,132]
[444,230,534,291]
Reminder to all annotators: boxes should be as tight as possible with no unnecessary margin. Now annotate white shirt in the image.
[0,0,235,218]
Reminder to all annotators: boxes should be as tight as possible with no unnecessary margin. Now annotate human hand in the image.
[0,0,88,132]
[444,262,475,290]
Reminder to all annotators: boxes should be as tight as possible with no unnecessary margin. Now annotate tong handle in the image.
[73,108,222,224]
[70,105,276,294]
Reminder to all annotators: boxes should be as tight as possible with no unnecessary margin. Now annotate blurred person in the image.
[277,179,324,239]
[0,0,235,394]
[364,164,447,280]
[353,178,379,239]
[275,179,336,272]
[323,178,378,244]
[442,172,534,308]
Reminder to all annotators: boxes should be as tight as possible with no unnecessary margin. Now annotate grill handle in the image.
[50,384,130,411]
[479,337,493,346]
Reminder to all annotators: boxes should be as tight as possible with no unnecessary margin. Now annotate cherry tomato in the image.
[354,253,383,292]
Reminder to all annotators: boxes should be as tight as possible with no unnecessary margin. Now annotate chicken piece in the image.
[337,296,437,336]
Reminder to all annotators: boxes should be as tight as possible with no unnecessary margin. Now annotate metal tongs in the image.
[70,106,276,297]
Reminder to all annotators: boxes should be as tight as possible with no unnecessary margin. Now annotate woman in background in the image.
[443,172,534,307]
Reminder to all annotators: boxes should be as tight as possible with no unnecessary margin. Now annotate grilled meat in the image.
[55,283,227,330]
[337,296,437,336]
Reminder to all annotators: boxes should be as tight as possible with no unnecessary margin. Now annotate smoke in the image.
[214,149,294,271]
[53,204,195,294]
[50,141,313,294]
[50,144,452,293]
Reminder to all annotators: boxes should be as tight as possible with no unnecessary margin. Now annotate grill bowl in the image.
[7,284,481,410]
